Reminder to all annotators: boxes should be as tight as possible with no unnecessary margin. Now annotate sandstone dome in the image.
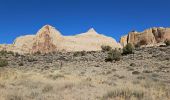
[6,25,122,54]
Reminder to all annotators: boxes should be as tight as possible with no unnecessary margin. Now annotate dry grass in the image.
[102,81,170,100]
[0,68,170,100]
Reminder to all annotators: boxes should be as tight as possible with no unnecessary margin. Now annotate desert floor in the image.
[0,46,170,100]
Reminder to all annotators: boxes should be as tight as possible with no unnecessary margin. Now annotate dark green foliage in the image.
[0,59,8,67]
[73,51,86,57]
[0,50,15,56]
[105,49,121,62]
[0,50,8,56]
[101,45,112,52]
[122,43,134,55]
[27,57,37,62]
[18,62,24,66]
[14,52,20,57]
[7,51,15,56]
[132,71,140,75]
[35,51,41,55]
[164,40,170,46]
[130,63,136,67]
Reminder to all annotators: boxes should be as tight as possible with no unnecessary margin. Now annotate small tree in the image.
[164,40,170,46]
[122,43,134,55]
[105,49,121,62]
[101,45,112,52]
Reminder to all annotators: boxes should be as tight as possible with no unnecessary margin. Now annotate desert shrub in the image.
[130,63,136,67]
[105,49,121,62]
[132,71,140,75]
[14,52,20,57]
[0,59,8,67]
[0,50,8,56]
[164,40,170,46]
[73,51,86,56]
[47,74,65,80]
[0,50,15,56]
[6,94,23,100]
[122,43,134,55]
[102,87,144,100]
[35,51,41,55]
[42,84,53,93]
[7,51,15,56]
[27,57,37,62]
[18,62,24,66]
[101,45,112,52]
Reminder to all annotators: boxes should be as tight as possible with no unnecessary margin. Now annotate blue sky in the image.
[0,0,170,44]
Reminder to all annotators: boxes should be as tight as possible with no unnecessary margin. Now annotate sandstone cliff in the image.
[2,25,121,54]
[120,27,170,47]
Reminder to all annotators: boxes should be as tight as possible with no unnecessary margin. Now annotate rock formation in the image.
[1,25,121,54]
[120,27,170,47]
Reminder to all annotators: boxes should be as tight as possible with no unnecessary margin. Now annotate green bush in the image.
[18,62,24,66]
[164,40,170,46]
[7,51,15,56]
[73,51,86,57]
[14,52,20,57]
[105,49,121,62]
[0,50,8,56]
[0,50,15,56]
[122,43,134,55]
[0,59,8,67]
[101,45,112,52]
[35,51,41,55]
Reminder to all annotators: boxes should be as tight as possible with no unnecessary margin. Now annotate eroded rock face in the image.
[3,25,121,54]
[120,27,170,47]
[31,25,62,53]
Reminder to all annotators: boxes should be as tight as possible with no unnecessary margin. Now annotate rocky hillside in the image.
[120,27,170,47]
[0,25,121,54]
[0,46,169,100]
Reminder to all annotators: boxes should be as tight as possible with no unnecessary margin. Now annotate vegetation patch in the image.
[164,40,170,46]
[18,62,24,66]
[132,71,140,75]
[42,84,53,93]
[0,59,8,67]
[102,87,144,100]
[122,43,134,55]
[73,51,86,56]
[105,49,121,62]
[101,45,112,52]
[130,63,136,67]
